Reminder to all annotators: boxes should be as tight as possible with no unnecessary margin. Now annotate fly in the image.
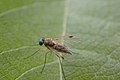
[24,35,79,80]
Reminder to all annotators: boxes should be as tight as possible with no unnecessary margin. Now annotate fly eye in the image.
[39,41,44,46]
[39,38,45,46]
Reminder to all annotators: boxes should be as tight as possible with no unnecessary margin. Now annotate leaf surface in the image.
[0,0,120,80]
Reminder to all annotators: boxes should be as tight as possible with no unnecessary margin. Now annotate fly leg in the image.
[41,51,49,73]
[41,45,53,73]
[24,49,40,59]
[56,54,66,80]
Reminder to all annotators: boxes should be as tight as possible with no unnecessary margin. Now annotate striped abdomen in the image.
[44,39,71,54]
[53,44,71,54]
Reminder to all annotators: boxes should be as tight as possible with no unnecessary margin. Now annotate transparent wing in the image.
[49,35,80,51]
[51,35,80,42]
[51,35,81,45]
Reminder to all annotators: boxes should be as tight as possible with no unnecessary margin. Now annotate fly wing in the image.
[52,35,81,47]
[52,35,80,41]
[49,35,80,55]
[61,35,80,43]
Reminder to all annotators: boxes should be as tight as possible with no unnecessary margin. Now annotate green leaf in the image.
[0,0,120,80]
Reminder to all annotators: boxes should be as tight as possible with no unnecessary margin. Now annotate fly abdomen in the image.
[53,44,71,54]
